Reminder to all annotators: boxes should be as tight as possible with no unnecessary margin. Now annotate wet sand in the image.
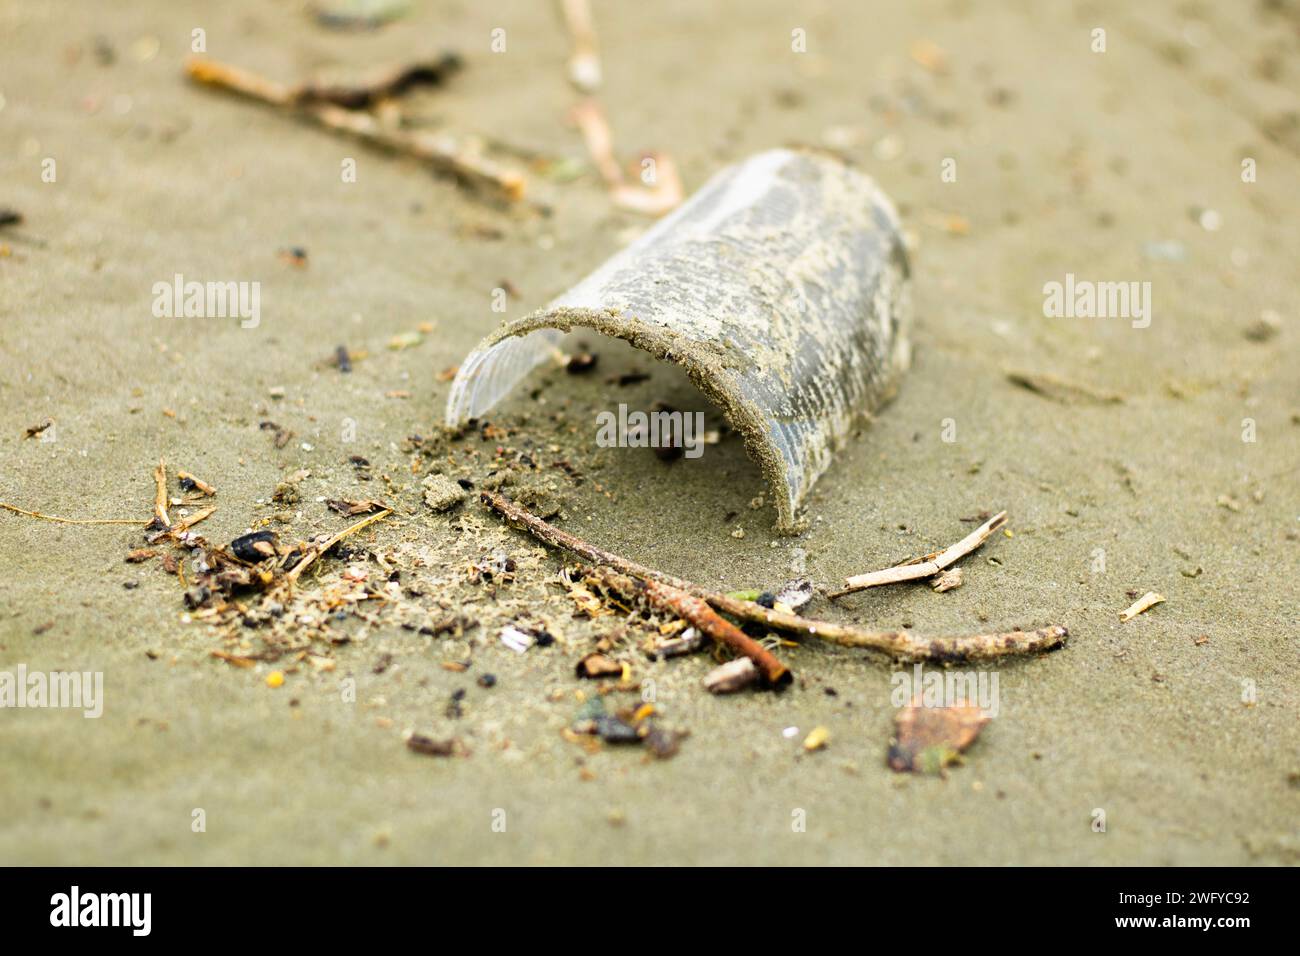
[1,0,1297,865]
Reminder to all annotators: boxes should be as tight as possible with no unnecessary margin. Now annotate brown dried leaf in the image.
[887,701,989,774]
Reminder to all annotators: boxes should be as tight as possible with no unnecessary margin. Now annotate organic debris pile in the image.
[6,408,1068,774]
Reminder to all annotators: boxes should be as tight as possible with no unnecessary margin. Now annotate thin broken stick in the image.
[167,506,216,537]
[1119,591,1164,622]
[557,0,602,93]
[284,508,393,584]
[185,57,525,203]
[292,54,463,111]
[176,470,216,496]
[0,503,149,526]
[588,567,790,686]
[1006,369,1124,406]
[153,458,171,528]
[829,511,1008,598]
[482,492,1067,662]
[570,99,683,216]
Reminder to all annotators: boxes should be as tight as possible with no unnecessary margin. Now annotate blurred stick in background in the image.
[558,0,602,93]
[557,1,683,216]
[185,56,526,204]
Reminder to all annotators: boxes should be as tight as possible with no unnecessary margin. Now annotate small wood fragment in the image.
[405,733,467,757]
[575,652,624,679]
[834,511,1006,596]
[931,568,963,592]
[1119,591,1165,622]
[170,506,216,535]
[325,498,389,517]
[645,628,704,659]
[1006,369,1124,406]
[176,470,216,496]
[210,650,256,668]
[284,509,393,583]
[22,419,52,439]
[704,657,759,694]
[153,459,171,528]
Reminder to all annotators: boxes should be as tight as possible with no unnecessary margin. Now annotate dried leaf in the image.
[888,702,989,774]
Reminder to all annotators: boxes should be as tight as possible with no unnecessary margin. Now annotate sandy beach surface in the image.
[1,0,1296,865]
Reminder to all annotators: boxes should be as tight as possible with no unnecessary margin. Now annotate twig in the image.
[293,54,463,111]
[1006,370,1124,406]
[176,470,216,496]
[186,56,292,104]
[553,1,680,215]
[570,98,622,188]
[284,509,393,583]
[570,99,683,216]
[185,57,525,204]
[167,505,216,536]
[0,503,148,526]
[557,0,601,93]
[481,492,1067,662]
[153,458,171,528]
[830,511,1008,598]
[704,657,759,694]
[587,567,790,686]
[211,649,256,669]
[22,419,53,439]
[931,568,963,592]
[311,104,525,201]
[1119,591,1164,622]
